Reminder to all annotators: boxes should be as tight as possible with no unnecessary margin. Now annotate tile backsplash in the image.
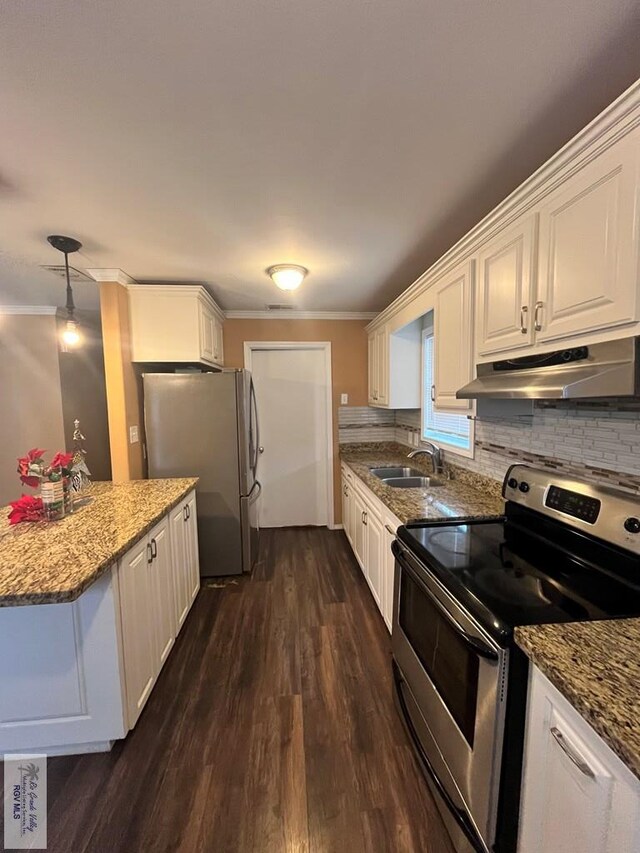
[341,402,640,493]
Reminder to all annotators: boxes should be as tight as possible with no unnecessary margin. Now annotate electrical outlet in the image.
[129,425,139,444]
[340,393,349,405]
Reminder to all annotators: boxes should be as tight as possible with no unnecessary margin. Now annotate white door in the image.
[249,346,330,528]
[353,489,367,568]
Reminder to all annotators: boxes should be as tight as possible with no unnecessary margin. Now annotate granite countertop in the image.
[0,478,198,607]
[339,442,505,524]
[516,619,640,780]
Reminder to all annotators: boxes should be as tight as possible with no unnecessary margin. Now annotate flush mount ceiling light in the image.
[47,234,83,348]
[266,264,308,291]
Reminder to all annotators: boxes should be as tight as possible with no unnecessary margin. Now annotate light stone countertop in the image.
[340,442,505,524]
[0,478,198,607]
[516,619,640,780]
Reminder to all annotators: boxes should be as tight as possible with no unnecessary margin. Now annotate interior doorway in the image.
[244,342,333,528]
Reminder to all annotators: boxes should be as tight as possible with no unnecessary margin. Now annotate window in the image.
[422,330,473,454]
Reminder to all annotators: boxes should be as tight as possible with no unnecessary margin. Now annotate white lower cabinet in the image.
[518,666,640,853]
[0,488,201,755]
[119,490,200,730]
[341,463,401,632]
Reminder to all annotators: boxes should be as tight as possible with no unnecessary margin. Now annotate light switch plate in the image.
[129,425,139,444]
[340,393,348,405]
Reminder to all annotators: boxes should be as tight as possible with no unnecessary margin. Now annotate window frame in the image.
[420,327,475,459]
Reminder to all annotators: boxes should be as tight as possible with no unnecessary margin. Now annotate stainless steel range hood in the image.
[456,338,640,400]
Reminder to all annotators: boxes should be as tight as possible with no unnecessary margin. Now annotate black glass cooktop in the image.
[398,509,640,644]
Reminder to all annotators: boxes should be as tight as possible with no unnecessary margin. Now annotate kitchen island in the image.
[0,478,199,755]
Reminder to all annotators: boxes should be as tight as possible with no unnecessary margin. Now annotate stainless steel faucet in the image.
[407,441,445,475]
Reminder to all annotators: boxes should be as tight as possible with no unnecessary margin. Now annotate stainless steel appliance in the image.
[144,370,260,576]
[456,337,640,400]
[392,465,640,853]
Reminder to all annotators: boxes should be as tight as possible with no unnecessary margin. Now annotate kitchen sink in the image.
[381,476,444,489]
[369,466,424,479]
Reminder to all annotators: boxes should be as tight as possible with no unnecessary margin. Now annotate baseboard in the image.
[328,523,344,531]
[1,740,114,757]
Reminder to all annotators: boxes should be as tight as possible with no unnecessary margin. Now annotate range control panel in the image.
[545,485,601,524]
[503,464,640,554]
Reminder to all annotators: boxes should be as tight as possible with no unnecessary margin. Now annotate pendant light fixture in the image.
[47,235,83,347]
[267,264,308,291]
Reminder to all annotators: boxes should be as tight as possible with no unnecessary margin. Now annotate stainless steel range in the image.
[391,465,640,853]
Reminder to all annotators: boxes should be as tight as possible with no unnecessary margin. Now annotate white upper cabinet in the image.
[434,259,475,410]
[368,320,421,409]
[129,284,225,367]
[536,130,640,343]
[368,84,640,375]
[476,214,537,356]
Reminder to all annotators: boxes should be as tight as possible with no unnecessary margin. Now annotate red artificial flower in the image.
[49,452,73,471]
[8,495,45,525]
[17,448,46,488]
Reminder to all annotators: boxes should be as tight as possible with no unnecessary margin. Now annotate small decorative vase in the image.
[41,480,65,521]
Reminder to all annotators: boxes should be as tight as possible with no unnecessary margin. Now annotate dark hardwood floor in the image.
[5,528,455,853]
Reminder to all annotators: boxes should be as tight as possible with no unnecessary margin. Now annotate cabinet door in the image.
[536,133,640,343]
[213,318,224,365]
[368,333,378,404]
[381,515,398,632]
[184,492,200,603]
[364,507,383,609]
[434,259,475,410]
[149,516,175,669]
[199,304,215,362]
[118,537,156,728]
[519,667,640,853]
[353,490,367,569]
[375,328,389,406]
[170,502,190,630]
[341,476,352,544]
[476,214,537,356]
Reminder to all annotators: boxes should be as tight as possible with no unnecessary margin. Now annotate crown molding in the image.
[225,310,377,320]
[367,77,640,332]
[0,305,57,315]
[86,268,135,285]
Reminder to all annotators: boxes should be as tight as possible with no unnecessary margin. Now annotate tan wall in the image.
[0,314,66,506]
[223,318,369,522]
[99,283,146,481]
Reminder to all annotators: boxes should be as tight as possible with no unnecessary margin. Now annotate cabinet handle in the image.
[520,305,528,334]
[362,511,367,526]
[430,384,436,402]
[550,726,595,779]
[146,543,153,564]
[150,537,158,559]
[534,301,544,332]
[385,524,396,535]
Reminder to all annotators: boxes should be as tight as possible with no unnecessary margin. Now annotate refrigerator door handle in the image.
[248,480,262,502]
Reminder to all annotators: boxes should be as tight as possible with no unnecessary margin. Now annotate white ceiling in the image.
[0,0,638,312]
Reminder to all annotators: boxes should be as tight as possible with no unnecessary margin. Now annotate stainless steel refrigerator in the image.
[144,370,261,576]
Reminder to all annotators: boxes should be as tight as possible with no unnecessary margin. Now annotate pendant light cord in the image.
[64,251,75,321]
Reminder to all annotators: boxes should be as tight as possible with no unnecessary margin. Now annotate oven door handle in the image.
[392,540,500,662]
[393,661,487,853]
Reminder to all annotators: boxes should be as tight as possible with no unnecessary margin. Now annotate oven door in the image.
[391,539,508,853]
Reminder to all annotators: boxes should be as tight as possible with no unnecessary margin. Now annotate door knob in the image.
[258,446,264,454]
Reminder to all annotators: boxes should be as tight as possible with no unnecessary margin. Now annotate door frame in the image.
[243,341,335,528]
